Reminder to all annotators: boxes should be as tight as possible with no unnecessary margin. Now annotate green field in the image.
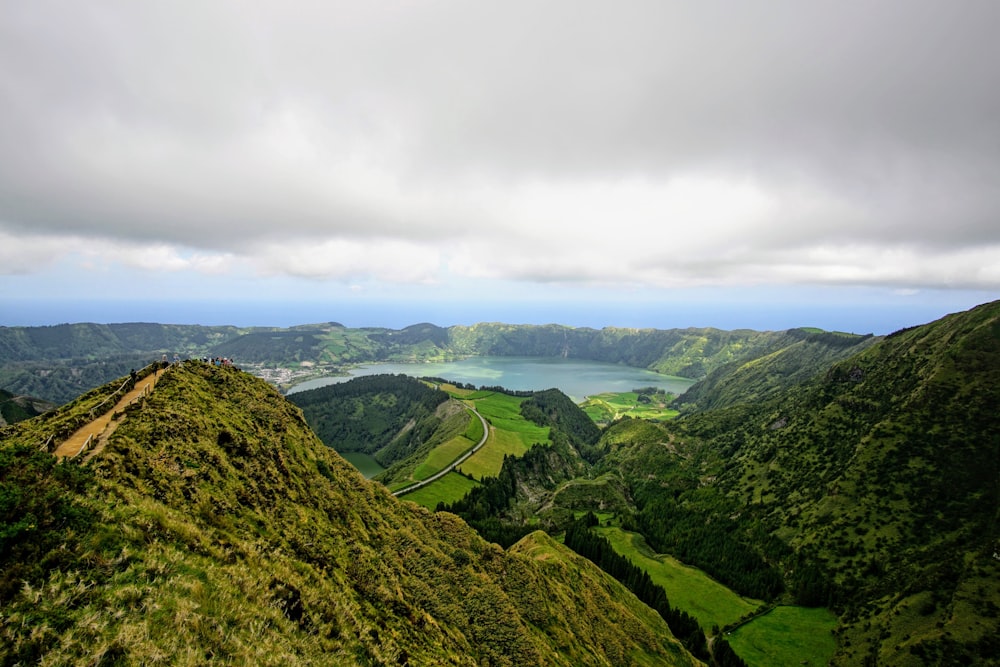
[727,606,837,667]
[413,434,476,481]
[580,391,680,423]
[595,526,762,631]
[398,472,480,509]
[400,389,550,499]
[456,392,550,479]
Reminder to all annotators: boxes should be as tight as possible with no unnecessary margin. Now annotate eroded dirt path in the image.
[54,367,166,459]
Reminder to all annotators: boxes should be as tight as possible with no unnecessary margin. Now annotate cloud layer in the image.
[2,1,999,293]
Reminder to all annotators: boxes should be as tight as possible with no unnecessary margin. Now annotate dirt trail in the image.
[53,367,166,459]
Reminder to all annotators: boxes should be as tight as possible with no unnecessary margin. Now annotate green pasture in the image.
[439,383,476,398]
[456,392,550,479]
[580,392,680,424]
[464,409,485,442]
[595,526,762,631]
[413,434,476,481]
[460,428,532,479]
[471,392,549,445]
[398,472,480,509]
[726,606,837,667]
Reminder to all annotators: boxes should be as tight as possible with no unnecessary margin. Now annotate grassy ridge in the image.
[1,363,700,665]
[413,434,476,480]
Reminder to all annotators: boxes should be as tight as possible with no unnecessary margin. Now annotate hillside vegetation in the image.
[384,301,1000,665]
[1,320,875,405]
[0,363,700,666]
[596,301,1000,664]
[0,387,53,426]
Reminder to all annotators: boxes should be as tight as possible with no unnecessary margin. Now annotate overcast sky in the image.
[2,1,998,332]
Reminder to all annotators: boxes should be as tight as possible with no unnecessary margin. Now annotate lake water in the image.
[286,356,696,402]
[340,451,386,479]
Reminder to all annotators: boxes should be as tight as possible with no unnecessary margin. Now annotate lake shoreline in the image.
[285,356,697,403]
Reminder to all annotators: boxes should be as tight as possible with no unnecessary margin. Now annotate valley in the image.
[2,302,998,664]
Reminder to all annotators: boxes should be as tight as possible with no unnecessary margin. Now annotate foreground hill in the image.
[0,363,699,665]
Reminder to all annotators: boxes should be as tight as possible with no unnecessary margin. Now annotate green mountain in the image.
[288,374,452,469]
[1,320,874,406]
[674,328,877,412]
[0,363,700,665]
[0,388,54,426]
[594,301,1000,664]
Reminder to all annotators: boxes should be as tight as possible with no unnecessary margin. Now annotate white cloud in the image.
[1,0,999,306]
[251,237,442,284]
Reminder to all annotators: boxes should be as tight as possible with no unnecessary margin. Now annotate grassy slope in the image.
[726,606,838,667]
[1,363,699,666]
[459,391,550,479]
[604,301,1000,665]
[580,391,680,424]
[595,526,762,631]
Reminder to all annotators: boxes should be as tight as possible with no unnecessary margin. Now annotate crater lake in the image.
[286,356,696,402]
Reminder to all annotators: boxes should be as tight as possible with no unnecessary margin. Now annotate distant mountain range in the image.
[2,300,998,664]
[0,319,876,405]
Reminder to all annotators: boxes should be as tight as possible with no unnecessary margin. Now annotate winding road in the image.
[393,405,489,497]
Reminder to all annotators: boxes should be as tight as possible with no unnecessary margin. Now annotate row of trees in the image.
[627,487,785,601]
[563,513,748,667]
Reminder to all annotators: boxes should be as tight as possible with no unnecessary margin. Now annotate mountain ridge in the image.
[1,361,700,665]
[1,320,876,405]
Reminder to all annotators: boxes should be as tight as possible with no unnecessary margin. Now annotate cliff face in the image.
[0,361,698,666]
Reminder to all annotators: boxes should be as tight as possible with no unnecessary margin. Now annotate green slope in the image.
[674,328,877,412]
[597,300,1000,665]
[0,387,54,425]
[2,320,874,405]
[1,363,700,666]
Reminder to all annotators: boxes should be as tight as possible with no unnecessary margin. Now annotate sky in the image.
[2,1,999,334]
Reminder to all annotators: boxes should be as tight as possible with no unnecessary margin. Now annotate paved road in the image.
[393,405,489,497]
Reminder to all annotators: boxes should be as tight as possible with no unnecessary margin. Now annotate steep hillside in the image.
[289,374,451,468]
[674,328,877,412]
[598,300,1000,665]
[0,363,699,666]
[0,388,54,425]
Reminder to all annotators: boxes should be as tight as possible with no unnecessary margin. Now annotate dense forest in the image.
[288,374,450,468]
